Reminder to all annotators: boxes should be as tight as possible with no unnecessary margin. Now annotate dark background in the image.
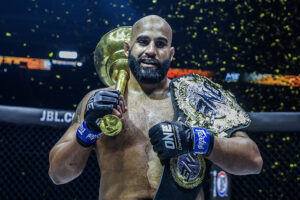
[0,0,299,112]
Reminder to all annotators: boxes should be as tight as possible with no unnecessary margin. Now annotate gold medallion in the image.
[100,114,122,136]
[170,153,206,189]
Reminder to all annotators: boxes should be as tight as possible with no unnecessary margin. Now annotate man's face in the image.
[127,20,174,84]
[128,50,171,84]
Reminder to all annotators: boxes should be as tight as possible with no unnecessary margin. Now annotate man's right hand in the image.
[76,89,123,147]
[85,89,121,132]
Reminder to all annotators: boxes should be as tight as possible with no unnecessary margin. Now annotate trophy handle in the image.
[100,70,128,136]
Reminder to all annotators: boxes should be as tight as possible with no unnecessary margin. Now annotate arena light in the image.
[76,62,83,67]
[58,51,78,59]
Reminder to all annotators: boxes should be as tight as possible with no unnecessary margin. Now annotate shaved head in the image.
[130,15,173,46]
[124,15,175,84]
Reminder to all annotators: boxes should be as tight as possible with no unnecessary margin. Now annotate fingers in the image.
[119,95,128,113]
[112,95,127,117]
[96,90,127,118]
[153,141,163,152]
[95,90,120,104]
[149,131,169,159]
[150,131,159,145]
[148,121,176,160]
[94,90,123,111]
[112,98,128,118]
[97,90,119,99]
[105,89,120,95]
[112,108,121,118]
[97,104,114,112]
[148,123,161,138]
[99,89,120,96]
[96,96,119,105]
[148,121,170,138]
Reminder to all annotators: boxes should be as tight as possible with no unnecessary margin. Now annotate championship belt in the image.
[154,74,251,200]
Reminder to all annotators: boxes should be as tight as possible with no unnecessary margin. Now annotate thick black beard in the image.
[128,51,171,84]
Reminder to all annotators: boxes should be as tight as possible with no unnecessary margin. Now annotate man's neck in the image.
[127,71,170,99]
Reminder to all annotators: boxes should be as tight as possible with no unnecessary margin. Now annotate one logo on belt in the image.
[177,154,201,181]
[170,153,206,189]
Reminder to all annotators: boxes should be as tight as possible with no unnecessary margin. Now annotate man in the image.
[48,15,263,200]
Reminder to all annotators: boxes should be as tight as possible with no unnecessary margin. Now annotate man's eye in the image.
[138,40,148,46]
[156,41,166,48]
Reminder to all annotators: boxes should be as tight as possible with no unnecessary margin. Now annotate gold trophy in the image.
[94,26,132,136]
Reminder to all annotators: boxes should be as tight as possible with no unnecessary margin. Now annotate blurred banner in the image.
[240,73,300,87]
[0,56,51,70]
[167,68,216,78]
[1,56,298,87]
[0,56,83,70]
[168,68,300,87]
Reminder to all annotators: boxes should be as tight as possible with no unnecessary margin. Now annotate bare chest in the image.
[127,94,174,136]
[96,93,174,162]
[96,94,174,196]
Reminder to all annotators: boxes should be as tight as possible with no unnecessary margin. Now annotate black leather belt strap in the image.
[154,164,202,200]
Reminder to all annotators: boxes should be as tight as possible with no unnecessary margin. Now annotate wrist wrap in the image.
[76,121,102,147]
[192,127,214,156]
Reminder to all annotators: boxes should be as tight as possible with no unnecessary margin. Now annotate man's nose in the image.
[145,41,156,57]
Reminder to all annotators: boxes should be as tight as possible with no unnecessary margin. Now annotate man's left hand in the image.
[148,121,214,159]
[148,121,194,159]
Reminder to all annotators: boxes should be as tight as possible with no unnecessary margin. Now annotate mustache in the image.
[137,56,161,68]
[127,52,171,84]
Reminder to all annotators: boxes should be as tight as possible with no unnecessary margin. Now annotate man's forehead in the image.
[130,16,172,43]
[135,30,168,41]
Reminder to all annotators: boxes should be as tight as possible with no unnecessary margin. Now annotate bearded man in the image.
[49,15,262,200]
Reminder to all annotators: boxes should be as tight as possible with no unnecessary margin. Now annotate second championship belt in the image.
[154,74,251,200]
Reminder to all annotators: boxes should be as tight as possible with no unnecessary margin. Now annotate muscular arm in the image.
[48,93,94,185]
[206,131,263,175]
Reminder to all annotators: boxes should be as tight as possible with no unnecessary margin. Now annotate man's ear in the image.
[124,41,130,57]
[169,47,175,60]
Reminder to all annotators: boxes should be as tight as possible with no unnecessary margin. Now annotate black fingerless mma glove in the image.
[148,121,214,159]
[76,89,120,147]
[84,90,120,132]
